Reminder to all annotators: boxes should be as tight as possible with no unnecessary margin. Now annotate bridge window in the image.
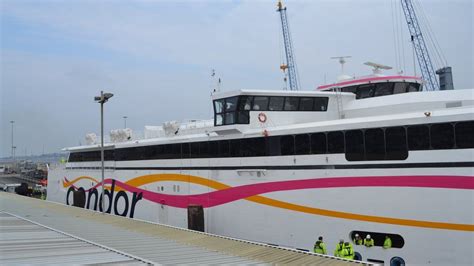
[238,96,253,111]
[314,97,329,111]
[374,82,394,96]
[269,96,285,111]
[393,82,408,94]
[284,97,299,111]
[408,83,420,92]
[252,96,269,111]
[356,84,376,99]
[299,97,314,111]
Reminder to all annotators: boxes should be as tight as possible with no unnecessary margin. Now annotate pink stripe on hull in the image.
[77,175,474,209]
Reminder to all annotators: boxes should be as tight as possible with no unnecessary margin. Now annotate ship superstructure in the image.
[48,70,474,265]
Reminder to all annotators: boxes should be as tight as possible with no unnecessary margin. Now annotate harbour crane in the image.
[277,0,299,91]
[400,0,440,91]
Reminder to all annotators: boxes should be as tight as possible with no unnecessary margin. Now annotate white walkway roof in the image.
[0,192,368,265]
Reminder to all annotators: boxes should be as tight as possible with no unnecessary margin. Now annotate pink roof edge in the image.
[317,75,422,90]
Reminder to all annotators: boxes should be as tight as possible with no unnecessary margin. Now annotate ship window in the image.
[215,114,223,126]
[161,144,172,159]
[311,133,327,154]
[314,97,329,111]
[408,83,420,92]
[241,138,266,157]
[365,128,385,160]
[299,97,314,111]
[350,231,404,248]
[284,97,299,111]
[190,142,200,158]
[207,141,218,158]
[430,123,454,149]
[269,97,285,111]
[218,140,230,157]
[224,112,235,125]
[374,82,394,96]
[455,121,474,148]
[328,131,344,153]
[214,96,252,126]
[229,139,241,157]
[237,111,250,124]
[267,136,281,156]
[295,134,311,154]
[356,84,375,99]
[385,127,408,160]
[182,143,190,158]
[408,125,430,150]
[238,96,253,111]
[341,86,357,93]
[393,82,408,94]
[345,130,364,161]
[214,99,224,113]
[225,96,238,111]
[280,135,295,155]
[253,96,269,111]
[199,142,209,158]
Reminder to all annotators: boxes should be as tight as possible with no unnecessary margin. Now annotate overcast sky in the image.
[0,0,472,157]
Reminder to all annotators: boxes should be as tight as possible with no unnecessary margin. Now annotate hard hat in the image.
[355,234,359,237]
[366,234,371,238]
[339,239,344,243]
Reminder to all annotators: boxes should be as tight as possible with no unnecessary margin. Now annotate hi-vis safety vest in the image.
[334,243,344,257]
[364,238,374,247]
[383,237,392,249]
[314,241,327,254]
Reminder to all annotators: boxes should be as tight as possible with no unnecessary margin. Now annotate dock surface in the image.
[1,193,366,265]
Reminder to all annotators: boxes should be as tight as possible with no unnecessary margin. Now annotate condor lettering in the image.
[66,179,143,218]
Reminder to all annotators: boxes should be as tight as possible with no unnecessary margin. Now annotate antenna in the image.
[364,62,393,74]
[331,56,352,75]
[210,69,222,93]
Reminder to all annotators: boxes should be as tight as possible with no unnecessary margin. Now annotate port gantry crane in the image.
[400,0,440,91]
[277,0,299,91]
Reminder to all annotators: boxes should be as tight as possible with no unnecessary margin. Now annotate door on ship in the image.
[158,197,168,224]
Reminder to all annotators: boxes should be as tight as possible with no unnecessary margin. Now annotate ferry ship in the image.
[47,66,474,265]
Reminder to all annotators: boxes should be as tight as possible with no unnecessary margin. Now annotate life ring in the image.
[258,113,267,123]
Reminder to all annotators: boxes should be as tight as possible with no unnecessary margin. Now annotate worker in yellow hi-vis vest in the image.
[334,239,345,257]
[313,236,327,255]
[383,235,392,249]
[364,235,374,247]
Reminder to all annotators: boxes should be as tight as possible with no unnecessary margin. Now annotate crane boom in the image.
[400,0,439,91]
[277,0,299,91]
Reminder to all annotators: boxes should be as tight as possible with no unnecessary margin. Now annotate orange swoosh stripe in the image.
[63,174,474,231]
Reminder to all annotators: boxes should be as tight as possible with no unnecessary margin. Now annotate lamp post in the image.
[123,116,128,129]
[10,121,14,162]
[94,91,114,214]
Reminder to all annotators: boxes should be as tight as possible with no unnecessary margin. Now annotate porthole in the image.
[354,252,362,261]
[390,256,406,266]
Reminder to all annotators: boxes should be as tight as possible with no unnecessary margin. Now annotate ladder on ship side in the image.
[335,87,344,119]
